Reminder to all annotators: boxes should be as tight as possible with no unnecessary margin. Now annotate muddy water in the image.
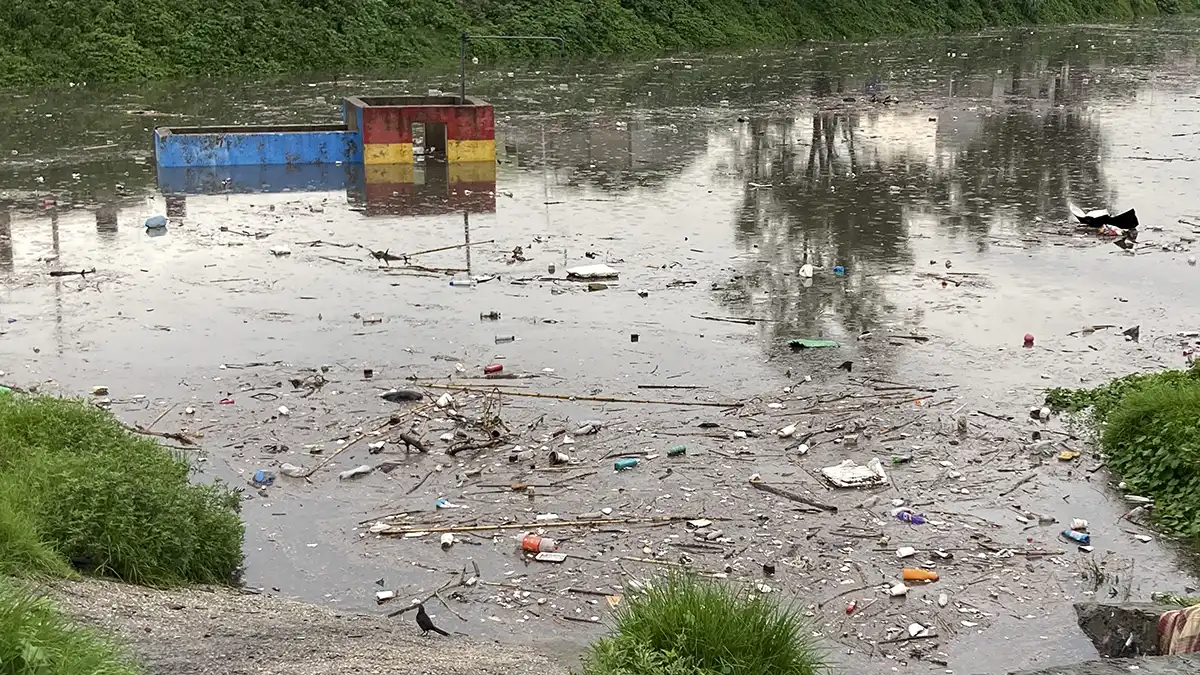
[4,20,1200,674]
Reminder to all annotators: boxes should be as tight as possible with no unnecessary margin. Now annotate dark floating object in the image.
[838,360,853,373]
[1114,237,1135,250]
[1069,202,1139,230]
[1123,325,1141,342]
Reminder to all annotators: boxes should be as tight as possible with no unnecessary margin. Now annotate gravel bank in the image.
[47,579,573,675]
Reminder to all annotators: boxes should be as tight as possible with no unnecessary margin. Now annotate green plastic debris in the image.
[789,338,840,350]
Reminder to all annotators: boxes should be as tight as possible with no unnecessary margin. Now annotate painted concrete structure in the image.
[153,125,361,168]
[343,95,495,165]
[153,95,495,168]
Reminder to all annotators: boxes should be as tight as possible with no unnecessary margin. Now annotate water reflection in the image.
[720,59,1110,351]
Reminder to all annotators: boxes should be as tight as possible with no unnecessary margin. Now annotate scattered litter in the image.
[789,338,840,350]
[269,246,292,257]
[440,533,455,550]
[380,389,423,403]
[822,458,888,488]
[435,498,463,509]
[91,385,109,396]
[615,458,640,470]
[1062,529,1091,545]
[535,552,567,563]
[436,393,455,408]
[566,264,619,281]
[897,546,917,558]
[338,465,374,480]
[144,215,167,229]
[252,469,275,486]
[522,534,558,552]
[375,590,396,604]
[279,463,306,477]
[901,568,938,583]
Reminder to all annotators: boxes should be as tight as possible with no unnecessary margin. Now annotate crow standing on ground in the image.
[416,604,449,636]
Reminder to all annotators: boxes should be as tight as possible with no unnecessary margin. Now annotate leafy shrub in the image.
[0,578,139,675]
[1100,382,1200,538]
[583,573,824,675]
[0,0,1188,86]
[0,395,244,586]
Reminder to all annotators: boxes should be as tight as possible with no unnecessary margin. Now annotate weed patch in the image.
[0,578,140,675]
[1045,364,1200,539]
[0,394,244,586]
[583,573,823,675]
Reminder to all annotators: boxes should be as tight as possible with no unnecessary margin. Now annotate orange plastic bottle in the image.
[902,568,939,582]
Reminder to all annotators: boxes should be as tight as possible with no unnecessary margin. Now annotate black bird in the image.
[416,604,449,636]
[1069,202,1139,230]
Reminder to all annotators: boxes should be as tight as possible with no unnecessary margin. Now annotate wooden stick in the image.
[303,415,410,478]
[145,404,177,432]
[380,515,704,536]
[403,239,495,258]
[418,383,743,408]
[749,479,838,513]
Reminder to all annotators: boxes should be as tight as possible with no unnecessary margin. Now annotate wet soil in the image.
[4,19,1200,675]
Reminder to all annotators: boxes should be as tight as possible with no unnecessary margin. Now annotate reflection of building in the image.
[95,204,118,238]
[156,161,496,216]
[349,161,495,216]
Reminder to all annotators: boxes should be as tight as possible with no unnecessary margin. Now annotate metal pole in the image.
[456,34,564,102]
[459,32,468,103]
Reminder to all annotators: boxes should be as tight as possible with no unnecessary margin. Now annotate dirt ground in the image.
[50,578,570,675]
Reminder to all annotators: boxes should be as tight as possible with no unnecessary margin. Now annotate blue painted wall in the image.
[154,127,364,168]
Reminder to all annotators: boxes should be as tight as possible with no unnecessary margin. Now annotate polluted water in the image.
[4,18,1200,675]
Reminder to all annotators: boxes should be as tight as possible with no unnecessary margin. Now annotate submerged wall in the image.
[0,0,1194,86]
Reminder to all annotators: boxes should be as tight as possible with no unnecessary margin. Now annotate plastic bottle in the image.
[521,534,558,553]
[892,508,927,525]
[891,454,913,465]
[449,279,477,287]
[614,458,640,470]
[484,364,503,374]
[495,335,515,344]
[901,568,939,582]
[1062,529,1091,545]
[667,444,687,457]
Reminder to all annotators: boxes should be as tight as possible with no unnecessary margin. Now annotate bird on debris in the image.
[415,604,449,636]
[1069,202,1139,230]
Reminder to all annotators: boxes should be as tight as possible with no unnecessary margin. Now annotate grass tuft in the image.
[583,573,824,675]
[1045,363,1200,540]
[0,578,139,675]
[0,394,244,586]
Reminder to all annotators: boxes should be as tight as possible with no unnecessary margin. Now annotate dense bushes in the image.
[1046,363,1200,539]
[0,0,1193,86]
[583,573,823,675]
[0,394,244,586]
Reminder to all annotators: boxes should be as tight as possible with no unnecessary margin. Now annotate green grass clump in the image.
[1045,363,1200,421]
[583,573,824,675]
[1046,363,1200,539]
[1100,382,1200,537]
[0,394,244,586]
[0,578,139,675]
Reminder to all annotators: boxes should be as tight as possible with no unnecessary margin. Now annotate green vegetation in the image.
[0,394,242,675]
[1046,363,1200,539]
[0,394,244,586]
[583,573,823,675]
[0,578,139,675]
[0,0,1195,87]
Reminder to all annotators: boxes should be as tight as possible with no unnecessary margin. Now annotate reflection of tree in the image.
[724,111,913,355]
[927,107,1108,240]
[720,78,1108,356]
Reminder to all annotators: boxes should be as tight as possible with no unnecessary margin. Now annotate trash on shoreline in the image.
[566,264,619,281]
[337,465,373,480]
[789,338,840,350]
[252,469,275,486]
[822,458,888,488]
[380,389,423,403]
